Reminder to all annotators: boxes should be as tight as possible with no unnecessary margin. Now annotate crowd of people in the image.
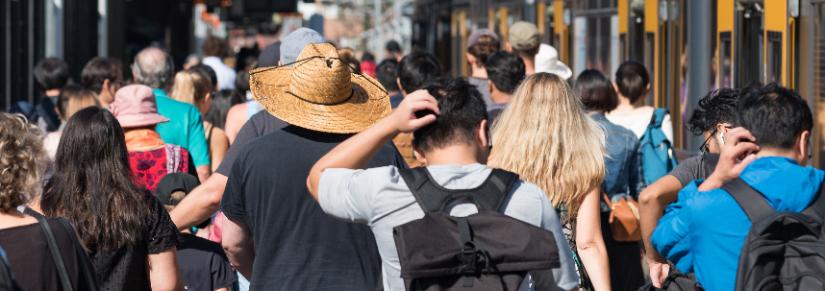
[0,20,821,291]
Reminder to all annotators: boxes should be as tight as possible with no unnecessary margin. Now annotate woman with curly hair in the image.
[489,73,611,290]
[0,113,97,291]
[639,88,740,287]
[41,107,181,291]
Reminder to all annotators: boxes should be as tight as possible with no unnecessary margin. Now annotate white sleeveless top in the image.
[606,107,674,142]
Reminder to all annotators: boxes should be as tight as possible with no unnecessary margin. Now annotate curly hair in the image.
[0,113,46,212]
[687,88,739,136]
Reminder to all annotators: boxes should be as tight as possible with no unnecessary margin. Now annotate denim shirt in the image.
[591,113,643,199]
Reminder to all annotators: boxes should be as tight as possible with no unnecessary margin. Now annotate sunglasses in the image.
[699,125,734,154]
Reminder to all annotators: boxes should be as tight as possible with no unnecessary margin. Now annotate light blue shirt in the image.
[318,163,579,291]
[652,157,825,291]
[153,89,210,167]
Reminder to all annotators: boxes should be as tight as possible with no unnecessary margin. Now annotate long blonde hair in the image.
[490,73,605,217]
[170,70,211,105]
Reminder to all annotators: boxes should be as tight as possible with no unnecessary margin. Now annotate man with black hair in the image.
[33,57,70,132]
[375,59,403,107]
[393,51,445,166]
[81,57,123,108]
[307,78,578,291]
[652,83,823,291]
[396,51,444,95]
[384,40,403,61]
[484,51,525,121]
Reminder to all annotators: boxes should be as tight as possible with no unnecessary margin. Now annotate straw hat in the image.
[249,43,390,133]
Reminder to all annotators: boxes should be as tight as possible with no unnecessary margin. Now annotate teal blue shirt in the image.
[652,157,825,291]
[153,89,210,167]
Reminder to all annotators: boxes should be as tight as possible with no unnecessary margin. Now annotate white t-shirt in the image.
[606,107,674,142]
[202,56,237,90]
[318,163,579,291]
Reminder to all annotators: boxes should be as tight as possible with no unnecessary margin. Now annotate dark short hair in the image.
[362,51,375,62]
[575,69,618,112]
[413,78,487,152]
[615,61,650,103]
[203,36,229,57]
[687,88,739,136]
[376,60,400,92]
[81,57,123,93]
[205,89,244,129]
[468,35,500,67]
[398,52,443,92]
[385,40,402,53]
[189,64,218,88]
[235,70,250,93]
[513,47,540,60]
[34,57,70,91]
[737,83,813,149]
[485,51,525,94]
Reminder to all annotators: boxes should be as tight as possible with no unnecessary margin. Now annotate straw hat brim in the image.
[249,65,391,134]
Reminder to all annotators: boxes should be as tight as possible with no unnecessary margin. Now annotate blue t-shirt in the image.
[153,89,210,167]
[652,157,825,291]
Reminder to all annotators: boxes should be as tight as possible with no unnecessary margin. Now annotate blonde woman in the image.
[170,69,229,172]
[490,73,611,291]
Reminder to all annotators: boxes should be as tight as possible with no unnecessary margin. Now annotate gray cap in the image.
[467,29,499,49]
[280,28,324,64]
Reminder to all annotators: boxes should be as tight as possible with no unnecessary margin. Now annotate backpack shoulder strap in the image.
[398,167,519,213]
[801,180,825,221]
[36,216,74,291]
[474,169,519,212]
[721,178,775,222]
[649,108,668,128]
[399,167,452,213]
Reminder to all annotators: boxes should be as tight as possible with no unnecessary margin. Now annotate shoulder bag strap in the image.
[57,220,99,291]
[649,108,668,128]
[36,216,74,291]
[721,178,775,222]
[398,167,445,213]
[801,180,825,222]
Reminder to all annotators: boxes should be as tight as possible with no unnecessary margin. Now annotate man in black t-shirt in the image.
[219,41,403,290]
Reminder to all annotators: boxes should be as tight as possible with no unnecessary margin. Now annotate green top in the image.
[153,88,210,167]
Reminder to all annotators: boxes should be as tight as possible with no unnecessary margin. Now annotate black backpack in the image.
[393,168,560,291]
[722,178,825,291]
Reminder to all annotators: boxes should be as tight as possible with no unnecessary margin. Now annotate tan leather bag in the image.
[603,193,642,242]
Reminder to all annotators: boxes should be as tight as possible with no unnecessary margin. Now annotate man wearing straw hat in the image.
[219,41,404,290]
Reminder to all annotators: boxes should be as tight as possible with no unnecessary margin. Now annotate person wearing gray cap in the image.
[465,28,501,111]
[506,21,541,75]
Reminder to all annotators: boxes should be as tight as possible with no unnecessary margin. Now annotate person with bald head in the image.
[132,47,212,182]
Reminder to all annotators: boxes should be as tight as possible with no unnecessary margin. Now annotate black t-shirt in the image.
[216,111,288,176]
[88,194,180,291]
[221,125,405,291]
[177,233,236,291]
[0,217,97,291]
[668,153,720,186]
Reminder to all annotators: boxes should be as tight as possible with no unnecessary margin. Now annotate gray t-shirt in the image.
[318,163,579,291]
[668,153,719,185]
[467,77,494,111]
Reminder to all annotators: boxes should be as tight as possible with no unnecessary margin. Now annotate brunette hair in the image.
[42,107,149,250]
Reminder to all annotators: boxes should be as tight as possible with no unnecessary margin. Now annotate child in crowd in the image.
[157,173,236,291]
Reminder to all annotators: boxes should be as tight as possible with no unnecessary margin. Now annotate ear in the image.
[798,130,811,165]
[102,78,111,93]
[504,42,513,52]
[477,119,490,148]
[466,53,476,66]
[397,78,407,95]
[488,80,495,94]
[413,148,427,166]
